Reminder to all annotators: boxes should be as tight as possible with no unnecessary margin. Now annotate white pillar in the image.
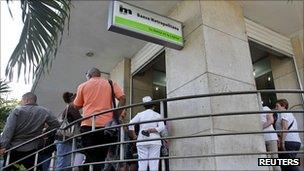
[166,1,267,170]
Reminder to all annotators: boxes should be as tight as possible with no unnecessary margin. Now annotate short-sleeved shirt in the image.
[260,106,278,141]
[74,77,125,127]
[275,112,301,143]
[128,109,165,146]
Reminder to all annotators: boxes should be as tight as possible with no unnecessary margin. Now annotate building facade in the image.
[32,1,303,170]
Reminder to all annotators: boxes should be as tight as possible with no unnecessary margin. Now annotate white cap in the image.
[142,96,152,103]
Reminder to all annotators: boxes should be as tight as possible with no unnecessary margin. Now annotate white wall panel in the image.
[245,18,293,56]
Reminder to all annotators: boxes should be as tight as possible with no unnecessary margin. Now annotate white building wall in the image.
[164,1,266,170]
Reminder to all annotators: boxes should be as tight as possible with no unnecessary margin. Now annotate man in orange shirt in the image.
[73,67,126,170]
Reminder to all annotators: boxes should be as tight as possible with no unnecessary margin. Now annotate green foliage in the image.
[0,80,19,130]
[0,98,19,131]
[5,0,71,82]
[13,163,27,171]
[0,81,10,94]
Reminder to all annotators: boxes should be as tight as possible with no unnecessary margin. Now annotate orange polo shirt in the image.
[74,77,125,127]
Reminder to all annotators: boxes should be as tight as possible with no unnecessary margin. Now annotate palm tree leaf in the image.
[5,0,70,81]
[0,81,10,94]
[21,0,27,22]
[41,0,69,19]
[6,0,14,18]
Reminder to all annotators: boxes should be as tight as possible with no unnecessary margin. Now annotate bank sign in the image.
[108,1,183,50]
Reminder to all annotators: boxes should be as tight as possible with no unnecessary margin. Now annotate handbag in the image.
[160,124,169,156]
[56,105,75,140]
[104,80,120,140]
[161,139,169,156]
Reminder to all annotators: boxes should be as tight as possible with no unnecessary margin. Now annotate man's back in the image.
[74,77,124,127]
[0,104,59,151]
[72,68,126,170]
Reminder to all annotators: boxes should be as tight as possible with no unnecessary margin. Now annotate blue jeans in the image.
[279,141,301,171]
[56,141,72,171]
[38,152,52,171]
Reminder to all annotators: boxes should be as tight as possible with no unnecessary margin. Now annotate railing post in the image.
[120,126,124,161]
[52,151,56,171]
[257,92,263,110]
[160,101,165,170]
[71,138,76,170]
[89,164,93,171]
[34,152,39,171]
[5,151,10,167]
[160,101,165,118]
[92,116,96,131]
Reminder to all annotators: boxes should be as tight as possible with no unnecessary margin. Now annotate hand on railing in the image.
[0,148,5,156]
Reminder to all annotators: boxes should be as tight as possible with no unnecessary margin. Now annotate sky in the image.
[1,1,32,100]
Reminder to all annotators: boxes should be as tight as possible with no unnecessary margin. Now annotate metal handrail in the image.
[59,150,304,170]
[8,111,301,167]
[3,108,303,154]
[57,129,304,159]
[2,89,304,170]
[64,89,304,129]
[4,128,57,153]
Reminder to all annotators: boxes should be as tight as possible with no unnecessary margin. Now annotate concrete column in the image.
[166,1,266,170]
[110,58,131,118]
[291,30,304,90]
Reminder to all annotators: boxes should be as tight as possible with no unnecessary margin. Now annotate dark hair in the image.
[63,92,75,103]
[143,104,155,110]
[22,92,37,103]
[276,99,289,109]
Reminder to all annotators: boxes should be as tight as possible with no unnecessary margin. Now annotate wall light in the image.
[86,50,94,57]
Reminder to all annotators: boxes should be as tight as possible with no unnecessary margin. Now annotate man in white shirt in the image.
[129,96,165,171]
[260,106,280,171]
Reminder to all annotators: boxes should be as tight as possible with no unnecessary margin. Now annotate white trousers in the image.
[137,144,161,171]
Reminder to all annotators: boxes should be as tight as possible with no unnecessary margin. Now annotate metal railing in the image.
[2,89,304,170]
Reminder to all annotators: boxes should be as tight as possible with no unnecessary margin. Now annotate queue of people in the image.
[0,67,302,171]
[261,99,302,171]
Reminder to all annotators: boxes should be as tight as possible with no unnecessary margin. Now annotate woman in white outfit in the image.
[274,99,301,171]
[129,96,165,171]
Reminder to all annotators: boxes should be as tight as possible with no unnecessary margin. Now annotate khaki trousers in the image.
[265,140,281,171]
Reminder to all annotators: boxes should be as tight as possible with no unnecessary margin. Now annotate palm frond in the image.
[5,0,70,82]
[0,81,10,94]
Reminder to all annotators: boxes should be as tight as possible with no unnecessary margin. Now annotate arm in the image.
[113,82,126,116]
[0,109,18,155]
[280,119,289,150]
[128,115,140,140]
[117,95,126,116]
[263,113,274,129]
[72,104,82,110]
[129,130,137,140]
[68,104,82,122]
[45,110,60,131]
[128,114,140,131]
[147,121,165,133]
[73,84,84,110]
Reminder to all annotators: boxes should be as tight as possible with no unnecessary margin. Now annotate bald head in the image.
[86,67,101,78]
[21,92,37,105]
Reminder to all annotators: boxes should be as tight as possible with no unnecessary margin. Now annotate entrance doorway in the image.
[131,50,169,171]
[131,50,167,117]
[249,40,301,109]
